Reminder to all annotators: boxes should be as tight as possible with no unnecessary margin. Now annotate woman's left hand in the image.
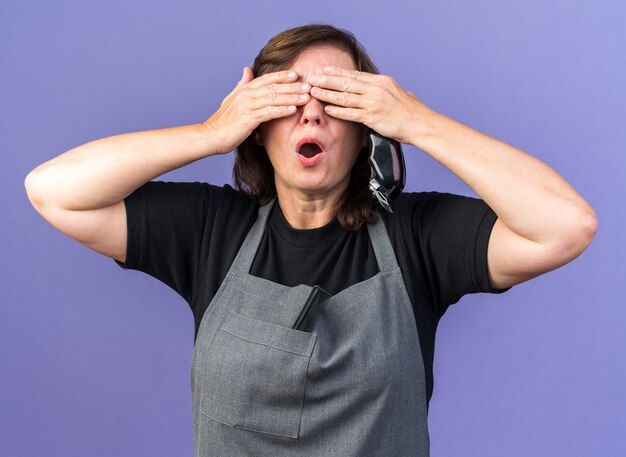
[308,66,433,145]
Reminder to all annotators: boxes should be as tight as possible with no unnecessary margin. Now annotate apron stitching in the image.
[218,327,315,357]
[201,411,300,439]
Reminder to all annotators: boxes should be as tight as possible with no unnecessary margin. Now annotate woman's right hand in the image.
[202,67,311,153]
[25,67,310,264]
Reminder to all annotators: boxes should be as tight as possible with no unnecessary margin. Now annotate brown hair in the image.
[233,24,380,231]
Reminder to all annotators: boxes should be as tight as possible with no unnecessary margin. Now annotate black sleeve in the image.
[397,191,510,318]
[115,181,223,304]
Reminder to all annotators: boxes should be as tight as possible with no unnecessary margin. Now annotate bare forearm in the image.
[25,122,218,210]
[305,65,596,286]
[411,111,597,245]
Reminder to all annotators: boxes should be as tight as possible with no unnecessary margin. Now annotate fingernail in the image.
[324,66,334,73]
[311,87,321,96]
[300,83,310,91]
[309,75,320,84]
[325,105,336,113]
[287,71,296,78]
[299,94,309,101]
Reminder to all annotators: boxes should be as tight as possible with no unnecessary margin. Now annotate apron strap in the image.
[230,198,276,273]
[366,214,400,272]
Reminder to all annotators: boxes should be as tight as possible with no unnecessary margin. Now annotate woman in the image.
[25,24,597,456]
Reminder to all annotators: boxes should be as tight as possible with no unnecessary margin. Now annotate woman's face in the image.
[257,45,367,200]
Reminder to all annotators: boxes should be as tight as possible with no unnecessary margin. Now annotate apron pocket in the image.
[201,310,317,439]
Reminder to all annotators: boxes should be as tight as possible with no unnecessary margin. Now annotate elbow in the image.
[24,166,53,212]
[579,207,599,250]
[24,168,42,209]
[561,205,598,259]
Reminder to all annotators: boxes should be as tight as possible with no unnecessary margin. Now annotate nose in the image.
[300,95,325,126]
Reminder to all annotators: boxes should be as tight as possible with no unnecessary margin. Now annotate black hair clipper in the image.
[367,130,406,213]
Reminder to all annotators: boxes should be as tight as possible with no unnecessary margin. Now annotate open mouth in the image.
[295,137,327,166]
[296,138,326,156]
[298,142,323,158]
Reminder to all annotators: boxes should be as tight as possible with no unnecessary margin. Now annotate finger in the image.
[310,86,367,108]
[247,70,298,89]
[253,104,297,123]
[323,105,365,123]
[251,91,311,108]
[235,68,246,86]
[322,65,377,83]
[236,66,254,87]
[308,74,367,95]
[259,81,311,96]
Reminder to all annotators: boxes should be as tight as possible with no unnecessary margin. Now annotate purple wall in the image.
[2,1,624,456]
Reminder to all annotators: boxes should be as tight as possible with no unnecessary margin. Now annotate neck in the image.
[275,184,347,230]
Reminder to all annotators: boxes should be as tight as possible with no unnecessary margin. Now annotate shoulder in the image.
[124,181,260,261]
[382,190,473,229]
[392,190,486,214]
[383,190,492,233]
[128,181,257,215]
[383,190,503,303]
[130,180,243,201]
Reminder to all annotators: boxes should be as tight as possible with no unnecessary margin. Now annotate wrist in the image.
[197,120,230,156]
[406,105,443,150]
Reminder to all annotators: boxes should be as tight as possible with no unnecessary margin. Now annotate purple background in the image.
[2,1,625,456]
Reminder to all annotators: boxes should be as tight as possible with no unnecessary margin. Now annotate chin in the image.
[294,180,330,194]
[294,176,349,197]
[275,165,351,197]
